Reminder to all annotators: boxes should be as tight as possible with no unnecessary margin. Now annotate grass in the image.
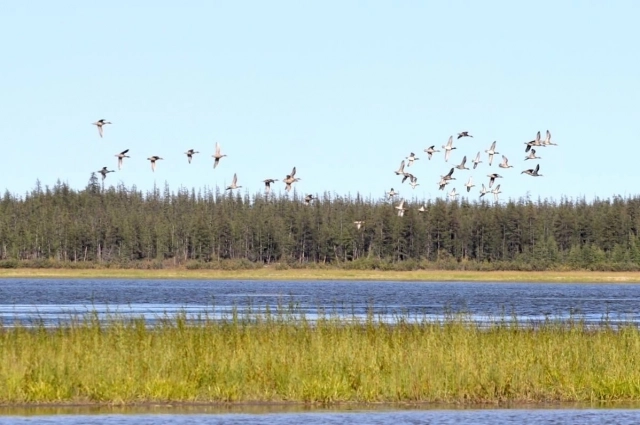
[1,267,640,282]
[2,312,640,405]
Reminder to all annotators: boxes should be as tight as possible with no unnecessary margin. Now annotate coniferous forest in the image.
[1,174,640,271]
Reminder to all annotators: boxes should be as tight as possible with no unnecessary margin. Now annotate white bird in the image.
[442,136,456,162]
[448,187,459,201]
[409,175,419,189]
[418,205,427,212]
[498,155,513,169]
[394,160,406,176]
[485,141,499,166]
[387,188,398,199]
[491,184,502,202]
[395,200,407,217]
[406,152,419,166]
[354,220,365,230]
[424,145,440,160]
[472,151,482,169]
[464,176,475,192]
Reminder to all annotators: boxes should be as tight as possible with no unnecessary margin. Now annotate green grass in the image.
[2,267,640,282]
[2,312,640,405]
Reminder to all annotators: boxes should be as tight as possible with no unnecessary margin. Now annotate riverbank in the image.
[1,314,639,405]
[1,267,640,282]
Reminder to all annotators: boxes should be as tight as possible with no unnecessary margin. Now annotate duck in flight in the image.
[283,167,301,192]
[424,145,440,160]
[487,173,502,188]
[457,131,473,139]
[521,163,542,176]
[185,149,199,164]
[479,184,489,198]
[98,166,114,180]
[524,131,542,152]
[542,130,558,146]
[525,148,541,161]
[455,155,470,170]
[263,178,278,194]
[485,141,499,166]
[464,176,475,192]
[115,149,130,170]
[395,200,407,217]
[472,151,482,169]
[442,136,457,162]
[92,119,112,138]
[212,142,227,169]
[498,155,513,169]
[491,184,502,202]
[226,173,242,191]
[406,152,419,166]
[394,160,406,176]
[147,156,163,172]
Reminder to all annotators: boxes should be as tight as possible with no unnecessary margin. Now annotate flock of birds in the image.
[91,120,559,227]
[386,130,558,217]
[92,119,315,205]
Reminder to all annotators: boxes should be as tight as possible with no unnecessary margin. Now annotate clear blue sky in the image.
[1,1,638,203]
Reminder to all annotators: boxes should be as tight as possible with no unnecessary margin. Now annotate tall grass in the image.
[1,312,640,404]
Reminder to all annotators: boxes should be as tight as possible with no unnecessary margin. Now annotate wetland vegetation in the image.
[1,311,640,405]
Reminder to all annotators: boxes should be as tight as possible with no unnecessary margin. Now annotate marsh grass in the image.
[2,267,640,282]
[2,310,640,405]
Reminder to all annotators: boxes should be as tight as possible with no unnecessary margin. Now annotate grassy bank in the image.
[1,313,640,404]
[1,267,640,282]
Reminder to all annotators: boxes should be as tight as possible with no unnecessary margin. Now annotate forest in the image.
[0,174,639,271]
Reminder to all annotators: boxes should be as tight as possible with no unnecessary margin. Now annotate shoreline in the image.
[1,268,640,282]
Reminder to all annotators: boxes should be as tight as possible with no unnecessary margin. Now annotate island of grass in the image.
[1,312,639,405]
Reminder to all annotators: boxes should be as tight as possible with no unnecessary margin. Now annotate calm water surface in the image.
[1,279,640,326]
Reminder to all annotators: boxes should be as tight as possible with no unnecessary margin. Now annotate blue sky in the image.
[0,1,638,203]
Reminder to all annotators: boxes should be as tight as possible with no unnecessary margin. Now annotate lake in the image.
[1,278,640,423]
[0,279,638,326]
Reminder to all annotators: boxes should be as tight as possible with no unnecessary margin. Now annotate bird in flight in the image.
[212,142,227,169]
[98,166,114,180]
[147,156,163,172]
[226,173,242,191]
[457,131,473,139]
[115,149,130,170]
[92,119,112,138]
[185,149,199,164]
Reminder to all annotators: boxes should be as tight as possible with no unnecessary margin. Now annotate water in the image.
[2,278,640,422]
[0,279,639,327]
[2,407,640,424]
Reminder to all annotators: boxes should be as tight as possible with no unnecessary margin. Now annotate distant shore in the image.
[1,267,640,282]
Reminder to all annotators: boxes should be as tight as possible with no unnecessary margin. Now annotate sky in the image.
[0,1,638,204]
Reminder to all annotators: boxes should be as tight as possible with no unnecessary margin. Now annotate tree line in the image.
[0,175,639,271]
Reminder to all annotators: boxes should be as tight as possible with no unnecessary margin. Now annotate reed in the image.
[1,312,640,405]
